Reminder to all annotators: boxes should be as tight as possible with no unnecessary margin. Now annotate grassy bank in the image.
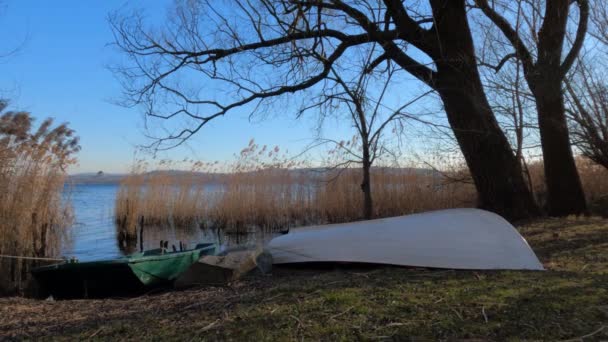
[1,217,607,340]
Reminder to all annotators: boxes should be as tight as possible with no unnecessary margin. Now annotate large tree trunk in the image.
[526,0,587,216]
[430,0,540,220]
[530,77,587,215]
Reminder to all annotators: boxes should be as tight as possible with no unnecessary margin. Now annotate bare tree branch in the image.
[474,0,535,74]
[560,0,589,76]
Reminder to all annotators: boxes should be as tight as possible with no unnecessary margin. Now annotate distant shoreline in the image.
[67,167,439,185]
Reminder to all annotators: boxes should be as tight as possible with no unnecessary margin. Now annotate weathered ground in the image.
[1,217,607,341]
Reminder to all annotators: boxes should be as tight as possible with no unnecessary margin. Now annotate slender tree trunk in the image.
[529,76,587,215]
[430,0,540,220]
[361,143,373,220]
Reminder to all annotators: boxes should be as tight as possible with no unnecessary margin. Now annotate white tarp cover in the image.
[266,208,544,270]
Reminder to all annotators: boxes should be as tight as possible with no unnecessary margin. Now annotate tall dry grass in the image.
[205,142,314,230]
[115,162,208,238]
[315,168,476,223]
[115,137,608,238]
[576,158,608,204]
[0,102,79,295]
[524,157,608,211]
[115,140,478,235]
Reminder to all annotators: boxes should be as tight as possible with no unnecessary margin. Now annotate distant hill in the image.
[67,173,127,185]
[68,167,440,185]
[68,170,227,185]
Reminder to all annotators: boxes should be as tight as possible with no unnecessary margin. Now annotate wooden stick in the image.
[0,254,66,262]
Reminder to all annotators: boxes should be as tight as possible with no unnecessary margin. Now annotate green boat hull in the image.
[127,248,210,285]
[32,244,215,299]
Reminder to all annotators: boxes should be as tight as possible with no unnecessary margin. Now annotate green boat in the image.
[32,243,216,299]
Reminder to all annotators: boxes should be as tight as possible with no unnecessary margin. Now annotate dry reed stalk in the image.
[0,104,78,295]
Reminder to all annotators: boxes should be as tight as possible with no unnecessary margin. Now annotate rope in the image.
[0,254,67,262]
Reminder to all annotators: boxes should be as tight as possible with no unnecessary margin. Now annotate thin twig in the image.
[199,319,220,333]
[330,306,354,320]
[88,327,103,338]
[450,307,463,321]
[290,314,306,329]
[263,293,284,302]
[561,325,607,342]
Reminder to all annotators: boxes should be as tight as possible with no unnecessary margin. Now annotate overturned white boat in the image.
[266,208,544,270]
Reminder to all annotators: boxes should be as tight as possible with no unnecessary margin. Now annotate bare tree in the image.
[565,2,608,169]
[475,0,590,216]
[565,68,608,169]
[301,45,432,219]
[474,6,541,198]
[589,0,608,45]
[480,57,537,194]
[0,2,27,61]
[110,0,539,220]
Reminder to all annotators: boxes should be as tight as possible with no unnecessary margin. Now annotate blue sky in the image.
[0,1,432,173]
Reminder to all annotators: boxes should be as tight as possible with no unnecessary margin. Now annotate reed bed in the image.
[576,158,608,204]
[524,157,608,210]
[0,104,78,295]
[208,168,311,231]
[115,141,478,236]
[115,168,207,238]
[115,142,608,238]
[315,168,476,223]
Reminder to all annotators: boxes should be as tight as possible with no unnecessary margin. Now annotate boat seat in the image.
[195,243,214,249]
[142,248,163,256]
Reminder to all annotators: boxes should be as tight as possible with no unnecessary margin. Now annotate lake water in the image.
[63,184,276,261]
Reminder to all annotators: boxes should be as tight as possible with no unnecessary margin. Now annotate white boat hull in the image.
[266,208,544,270]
